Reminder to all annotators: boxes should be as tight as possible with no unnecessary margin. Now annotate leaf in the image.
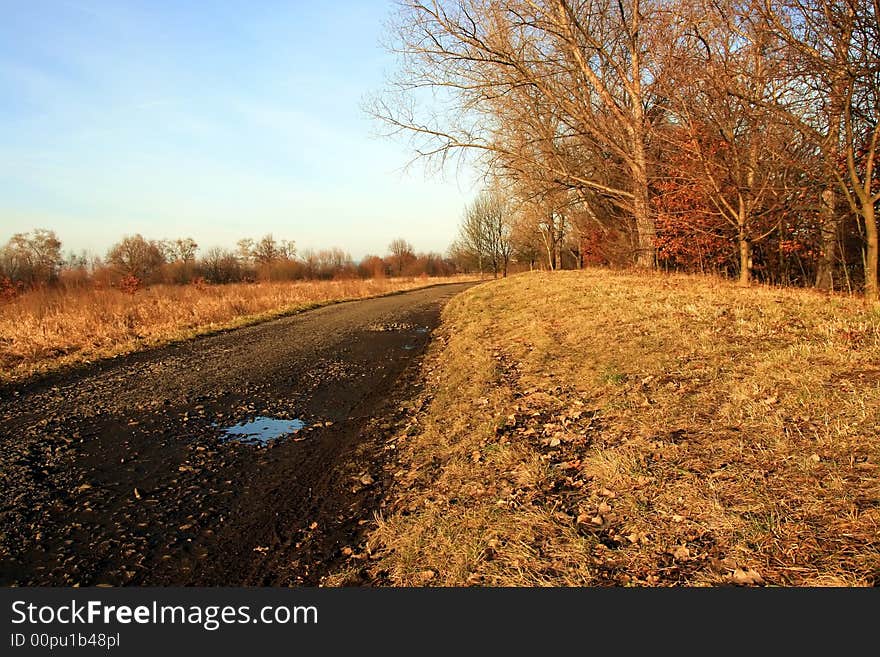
[673,546,691,560]
[731,568,764,586]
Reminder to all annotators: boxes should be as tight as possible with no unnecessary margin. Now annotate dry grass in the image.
[0,276,473,382]
[344,270,880,587]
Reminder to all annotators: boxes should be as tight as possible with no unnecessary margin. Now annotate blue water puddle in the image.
[415,326,429,334]
[220,416,307,446]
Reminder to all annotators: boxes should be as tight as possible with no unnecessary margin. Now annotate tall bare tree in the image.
[374,0,663,267]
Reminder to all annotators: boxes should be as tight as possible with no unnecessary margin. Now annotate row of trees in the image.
[0,229,457,294]
[376,0,880,297]
[449,188,594,277]
[450,190,514,277]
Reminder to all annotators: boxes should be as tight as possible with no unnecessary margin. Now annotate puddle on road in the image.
[403,344,417,350]
[220,416,308,446]
[415,326,429,334]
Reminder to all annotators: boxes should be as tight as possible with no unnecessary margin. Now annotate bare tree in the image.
[510,214,545,270]
[106,234,165,281]
[253,234,279,264]
[658,0,795,285]
[454,189,513,277]
[0,229,62,286]
[171,238,199,264]
[199,247,242,284]
[279,239,297,260]
[236,238,255,265]
[388,238,415,275]
[373,0,662,267]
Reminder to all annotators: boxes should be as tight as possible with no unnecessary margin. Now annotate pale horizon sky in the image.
[0,0,478,261]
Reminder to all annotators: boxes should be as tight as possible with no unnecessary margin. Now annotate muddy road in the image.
[0,282,474,586]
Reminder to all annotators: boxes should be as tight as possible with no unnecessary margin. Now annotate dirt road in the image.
[0,282,475,585]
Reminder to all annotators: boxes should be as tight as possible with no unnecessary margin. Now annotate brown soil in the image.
[0,282,476,586]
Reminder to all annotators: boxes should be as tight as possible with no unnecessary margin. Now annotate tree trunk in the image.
[815,187,839,291]
[738,232,751,286]
[545,216,557,270]
[554,234,562,271]
[864,202,878,301]
[629,0,654,269]
[737,191,751,287]
[632,159,654,268]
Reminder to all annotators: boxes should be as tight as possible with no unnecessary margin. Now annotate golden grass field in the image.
[0,276,472,382]
[337,269,880,586]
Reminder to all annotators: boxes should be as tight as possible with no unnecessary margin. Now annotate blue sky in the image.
[0,0,477,260]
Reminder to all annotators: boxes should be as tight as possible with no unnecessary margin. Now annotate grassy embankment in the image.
[335,270,880,586]
[0,276,473,383]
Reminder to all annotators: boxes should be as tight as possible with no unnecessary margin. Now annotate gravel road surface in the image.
[0,282,474,585]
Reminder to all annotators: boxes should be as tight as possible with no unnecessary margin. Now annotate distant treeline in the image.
[0,230,459,297]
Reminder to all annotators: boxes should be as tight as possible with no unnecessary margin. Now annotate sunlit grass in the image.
[352,269,880,587]
[0,276,474,382]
